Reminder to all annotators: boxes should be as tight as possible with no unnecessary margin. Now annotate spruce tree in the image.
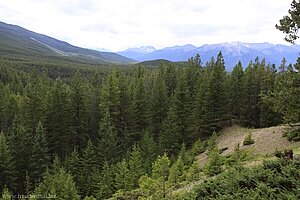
[140,131,158,175]
[97,161,115,200]
[97,109,120,163]
[34,168,80,200]
[151,153,171,199]
[70,71,88,151]
[7,121,30,194]
[127,144,146,189]
[78,140,98,197]
[29,122,49,189]
[168,155,185,188]
[228,61,244,119]
[0,132,16,193]
[45,80,72,159]
[114,159,131,191]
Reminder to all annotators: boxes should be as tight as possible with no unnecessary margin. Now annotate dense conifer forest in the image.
[0,50,300,199]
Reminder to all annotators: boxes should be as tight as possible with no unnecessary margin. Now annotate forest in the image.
[0,49,300,199]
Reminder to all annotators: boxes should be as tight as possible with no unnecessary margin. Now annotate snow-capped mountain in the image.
[117,42,300,71]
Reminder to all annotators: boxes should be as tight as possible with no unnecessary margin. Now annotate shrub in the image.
[243,132,255,145]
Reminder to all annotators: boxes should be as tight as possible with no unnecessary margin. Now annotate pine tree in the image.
[129,75,147,139]
[64,148,80,188]
[30,122,49,189]
[45,80,72,159]
[205,52,227,132]
[78,140,98,197]
[140,131,158,175]
[100,70,124,136]
[149,72,168,141]
[7,121,30,194]
[151,153,171,199]
[97,109,120,163]
[70,71,88,151]
[34,168,80,200]
[228,61,244,119]
[168,155,185,188]
[23,74,46,135]
[0,132,16,193]
[1,186,12,200]
[205,132,223,176]
[114,159,131,191]
[127,144,146,189]
[97,161,115,200]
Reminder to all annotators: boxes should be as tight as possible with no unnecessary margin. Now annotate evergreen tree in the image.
[1,186,12,200]
[151,153,171,199]
[70,71,88,151]
[149,72,168,141]
[228,61,244,119]
[140,131,158,175]
[97,161,115,200]
[100,70,124,136]
[129,75,147,139]
[7,121,30,194]
[205,132,223,176]
[168,155,185,188]
[64,148,80,188]
[23,74,46,135]
[45,80,72,159]
[34,168,80,200]
[205,52,227,132]
[127,144,146,189]
[97,109,120,163]
[29,122,49,189]
[114,159,131,191]
[0,132,16,193]
[78,140,98,197]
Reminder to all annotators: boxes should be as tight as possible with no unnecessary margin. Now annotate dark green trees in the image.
[0,132,15,193]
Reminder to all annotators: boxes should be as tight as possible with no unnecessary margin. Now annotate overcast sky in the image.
[0,0,293,51]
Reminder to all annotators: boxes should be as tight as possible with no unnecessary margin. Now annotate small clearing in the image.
[197,124,300,167]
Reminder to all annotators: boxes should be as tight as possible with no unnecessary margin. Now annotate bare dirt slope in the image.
[197,125,300,167]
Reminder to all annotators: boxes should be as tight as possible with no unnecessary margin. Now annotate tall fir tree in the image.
[78,140,98,197]
[7,120,30,194]
[97,161,115,200]
[127,144,146,189]
[29,122,49,189]
[97,109,120,163]
[70,71,88,151]
[45,80,72,159]
[0,132,16,193]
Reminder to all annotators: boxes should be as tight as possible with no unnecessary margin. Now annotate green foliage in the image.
[243,132,255,145]
[205,132,223,176]
[0,132,16,193]
[184,160,300,199]
[97,161,115,200]
[276,0,300,43]
[1,187,12,200]
[34,167,80,200]
[127,144,146,189]
[78,140,98,197]
[29,122,49,189]
[98,109,120,163]
[151,153,171,199]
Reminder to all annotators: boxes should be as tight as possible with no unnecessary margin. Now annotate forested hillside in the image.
[0,50,300,199]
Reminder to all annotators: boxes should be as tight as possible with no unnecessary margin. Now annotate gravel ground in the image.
[197,124,300,167]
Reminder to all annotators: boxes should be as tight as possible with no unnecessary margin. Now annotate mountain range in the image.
[0,21,135,64]
[1,21,299,71]
[118,42,300,70]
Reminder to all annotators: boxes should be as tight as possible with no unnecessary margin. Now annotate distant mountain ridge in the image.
[0,21,135,64]
[118,42,300,70]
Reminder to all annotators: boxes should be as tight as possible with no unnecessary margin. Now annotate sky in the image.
[0,0,293,51]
